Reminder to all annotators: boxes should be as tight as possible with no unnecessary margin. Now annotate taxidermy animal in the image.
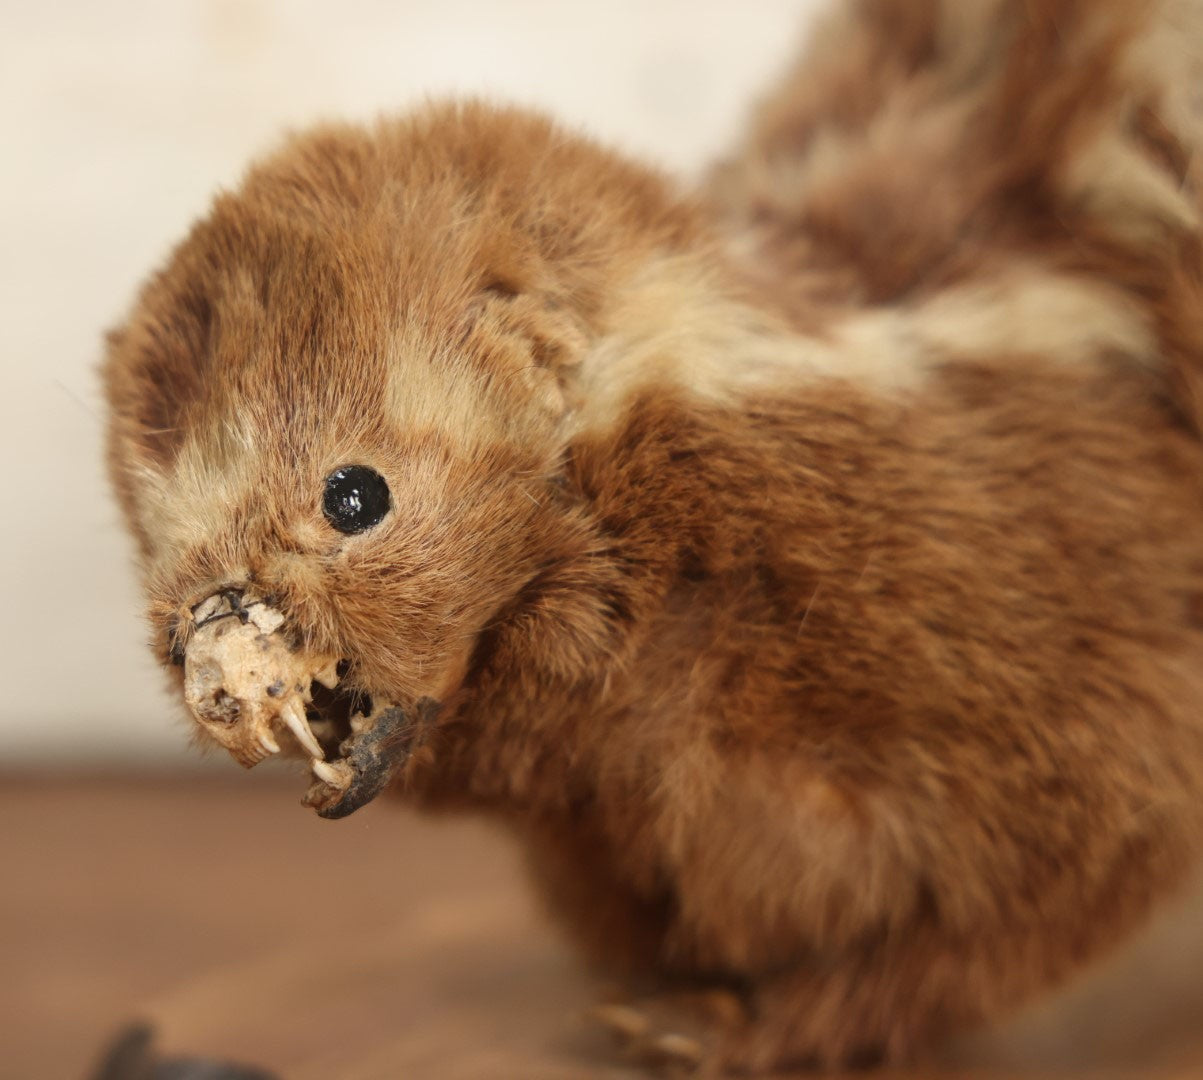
[103,0,1203,1071]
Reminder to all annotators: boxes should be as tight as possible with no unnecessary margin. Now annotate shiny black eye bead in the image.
[322,465,391,534]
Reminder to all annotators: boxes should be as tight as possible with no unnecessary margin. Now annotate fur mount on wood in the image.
[103,0,1203,1071]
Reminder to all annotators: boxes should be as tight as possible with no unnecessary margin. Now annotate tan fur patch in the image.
[571,257,1156,434]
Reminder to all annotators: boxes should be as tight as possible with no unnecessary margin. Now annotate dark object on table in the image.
[90,1023,279,1080]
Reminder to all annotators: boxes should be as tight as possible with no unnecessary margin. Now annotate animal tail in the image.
[710,0,1203,433]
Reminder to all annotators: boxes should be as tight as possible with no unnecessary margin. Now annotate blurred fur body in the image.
[104,0,1203,1070]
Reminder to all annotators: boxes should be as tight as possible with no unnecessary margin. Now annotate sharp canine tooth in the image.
[282,700,324,759]
[311,759,343,784]
[314,660,340,689]
[258,730,280,754]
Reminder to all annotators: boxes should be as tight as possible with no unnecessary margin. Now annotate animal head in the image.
[103,102,701,794]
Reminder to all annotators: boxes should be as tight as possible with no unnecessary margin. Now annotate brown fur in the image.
[103,0,1203,1071]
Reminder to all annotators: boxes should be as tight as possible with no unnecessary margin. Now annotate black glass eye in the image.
[322,465,391,535]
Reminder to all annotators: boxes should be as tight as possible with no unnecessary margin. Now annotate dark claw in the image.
[314,698,440,820]
[89,1022,279,1080]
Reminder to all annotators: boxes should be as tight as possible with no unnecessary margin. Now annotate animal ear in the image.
[473,278,588,372]
[463,278,590,418]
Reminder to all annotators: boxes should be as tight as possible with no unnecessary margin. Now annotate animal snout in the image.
[181,590,294,767]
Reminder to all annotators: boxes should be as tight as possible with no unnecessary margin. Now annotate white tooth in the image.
[350,712,369,734]
[314,659,341,689]
[281,700,324,759]
[257,730,280,754]
[311,759,343,785]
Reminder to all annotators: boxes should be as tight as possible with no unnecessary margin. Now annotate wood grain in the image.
[3,773,1201,1079]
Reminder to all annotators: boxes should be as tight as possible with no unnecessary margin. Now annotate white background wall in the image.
[0,0,820,763]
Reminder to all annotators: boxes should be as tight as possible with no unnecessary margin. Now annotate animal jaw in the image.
[180,588,418,816]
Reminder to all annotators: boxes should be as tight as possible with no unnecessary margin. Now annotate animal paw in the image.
[588,988,748,1077]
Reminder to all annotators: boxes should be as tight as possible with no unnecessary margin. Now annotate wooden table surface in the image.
[4,772,1203,1080]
